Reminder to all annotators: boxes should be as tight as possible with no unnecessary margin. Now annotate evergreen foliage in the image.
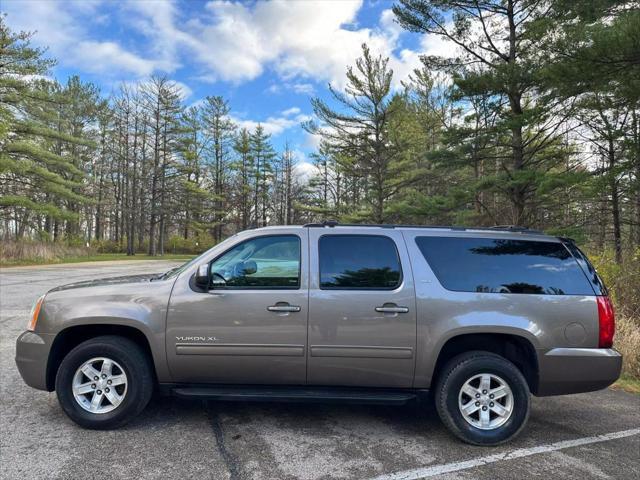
[0,6,638,263]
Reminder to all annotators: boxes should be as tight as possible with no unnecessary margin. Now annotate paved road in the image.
[1,261,639,480]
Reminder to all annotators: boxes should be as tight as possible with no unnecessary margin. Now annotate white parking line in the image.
[370,428,640,480]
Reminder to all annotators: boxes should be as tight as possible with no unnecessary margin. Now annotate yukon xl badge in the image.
[175,336,219,342]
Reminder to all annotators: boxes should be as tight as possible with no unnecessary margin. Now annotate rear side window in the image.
[561,242,608,296]
[415,237,596,295]
[319,235,402,289]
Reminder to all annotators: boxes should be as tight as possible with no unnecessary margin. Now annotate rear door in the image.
[307,228,417,388]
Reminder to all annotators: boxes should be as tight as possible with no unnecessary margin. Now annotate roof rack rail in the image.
[302,221,544,234]
[487,225,544,234]
[303,220,339,228]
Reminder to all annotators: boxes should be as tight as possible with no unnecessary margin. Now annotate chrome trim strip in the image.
[310,345,413,359]
[176,343,305,356]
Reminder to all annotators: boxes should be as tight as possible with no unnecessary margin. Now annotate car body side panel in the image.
[401,230,600,389]
[34,279,176,383]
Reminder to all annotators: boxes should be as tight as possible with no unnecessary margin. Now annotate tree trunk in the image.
[507,0,526,226]
[633,110,640,247]
[608,139,622,263]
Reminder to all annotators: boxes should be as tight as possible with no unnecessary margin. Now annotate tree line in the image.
[1,18,311,255]
[1,1,639,262]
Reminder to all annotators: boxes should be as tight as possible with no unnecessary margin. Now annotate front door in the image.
[166,230,308,385]
[307,229,417,388]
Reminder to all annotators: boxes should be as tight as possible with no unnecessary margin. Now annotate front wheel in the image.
[435,351,530,446]
[55,335,154,429]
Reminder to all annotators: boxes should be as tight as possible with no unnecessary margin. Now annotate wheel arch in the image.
[46,324,156,391]
[430,332,539,394]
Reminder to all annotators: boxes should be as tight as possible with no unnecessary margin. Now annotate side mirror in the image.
[242,260,258,275]
[194,263,210,289]
[233,260,257,277]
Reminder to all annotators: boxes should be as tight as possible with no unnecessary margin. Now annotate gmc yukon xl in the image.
[15,222,622,445]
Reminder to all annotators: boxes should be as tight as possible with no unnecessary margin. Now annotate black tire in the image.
[435,351,530,446]
[55,335,154,429]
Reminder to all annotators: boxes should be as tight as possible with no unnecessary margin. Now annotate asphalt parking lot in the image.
[1,261,639,480]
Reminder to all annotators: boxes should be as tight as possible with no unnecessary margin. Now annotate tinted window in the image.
[415,237,595,295]
[211,235,300,288]
[561,241,607,296]
[319,235,402,289]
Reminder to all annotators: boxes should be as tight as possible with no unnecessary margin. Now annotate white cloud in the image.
[120,0,439,88]
[266,82,315,96]
[379,8,403,43]
[3,0,458,93]
[294,160,316,183]
[304,131,323,150]
[420,29,456,58]
[231,111,311,137]
[291,83,315,95]
[187,98,207,110]
[172,81,193,100]
[72,41,158,76]
[281,107,301,117]
[121,0,192,73]
[2,0,173,77]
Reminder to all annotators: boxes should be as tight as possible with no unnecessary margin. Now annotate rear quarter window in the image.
[415,236,596,296]
[561,242,608,296]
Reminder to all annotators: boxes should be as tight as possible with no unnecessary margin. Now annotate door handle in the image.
[375,305,409,314]
[267,303,301,313]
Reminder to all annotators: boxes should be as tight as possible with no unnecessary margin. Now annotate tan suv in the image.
[16,223,622,445]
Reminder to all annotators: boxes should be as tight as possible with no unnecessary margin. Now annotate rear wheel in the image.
[55,335,154,429]
[435,351,530,445]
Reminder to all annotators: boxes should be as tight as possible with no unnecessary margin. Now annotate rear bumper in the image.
[536,348,622,396]
[15,331,55,391]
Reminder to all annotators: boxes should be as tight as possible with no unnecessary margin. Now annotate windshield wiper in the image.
[152,267,179,281]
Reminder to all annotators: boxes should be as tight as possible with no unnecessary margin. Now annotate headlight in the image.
[27,295,45,332]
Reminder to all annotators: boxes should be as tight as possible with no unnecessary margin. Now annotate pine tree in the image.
[273,142,295,225]
[305,44,422,223]
[202,96,235,241]
[249,125,276,227]
[0,18,92,239]
[178,105,212,238]
[307,140,341,217]
[231,128,254,230]
[393,0,580,226]
[541,1,640,258]
[139,76,182,255]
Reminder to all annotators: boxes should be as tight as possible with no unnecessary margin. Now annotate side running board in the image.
[169,385,424,405]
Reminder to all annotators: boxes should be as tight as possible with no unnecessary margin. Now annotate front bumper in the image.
[15,331,55,391]
[536,347,622,396]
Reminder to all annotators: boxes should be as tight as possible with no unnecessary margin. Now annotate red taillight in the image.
[596,296,615,348]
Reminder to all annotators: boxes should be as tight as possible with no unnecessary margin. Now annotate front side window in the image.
[415,236,595,295]
[319,235,402,289]
[211,235,300,288]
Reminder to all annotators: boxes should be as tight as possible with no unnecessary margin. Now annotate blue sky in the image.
[3,0,449,169]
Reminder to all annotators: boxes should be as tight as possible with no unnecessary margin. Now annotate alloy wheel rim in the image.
[458,373,514,430]
[72,357,128,414]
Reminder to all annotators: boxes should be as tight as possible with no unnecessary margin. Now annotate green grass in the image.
[611,375,640,395]
[1,253,195,267]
